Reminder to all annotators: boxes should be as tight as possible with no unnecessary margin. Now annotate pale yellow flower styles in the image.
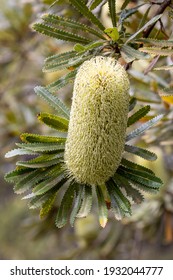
[64,56,130,185]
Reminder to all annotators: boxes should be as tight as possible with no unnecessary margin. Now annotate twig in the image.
[143,0,171,38]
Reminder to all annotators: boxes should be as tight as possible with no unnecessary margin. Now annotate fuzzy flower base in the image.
[64,56,130,185]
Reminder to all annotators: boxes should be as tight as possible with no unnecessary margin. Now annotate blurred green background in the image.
[1,0,173,260]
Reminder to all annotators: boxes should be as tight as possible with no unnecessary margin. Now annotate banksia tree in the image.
[5,0,173,228]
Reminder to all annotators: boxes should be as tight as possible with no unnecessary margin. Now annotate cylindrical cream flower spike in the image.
[64,56,130,185]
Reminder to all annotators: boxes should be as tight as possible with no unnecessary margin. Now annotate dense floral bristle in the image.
[64,56,130,185]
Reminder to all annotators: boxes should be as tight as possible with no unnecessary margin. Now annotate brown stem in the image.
[143,0,171,38]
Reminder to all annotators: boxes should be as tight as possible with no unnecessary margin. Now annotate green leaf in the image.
[119,4,144,26]
[46,70,77,92]
[129,97,137,111]
[137,6,151,31]
[117,166,163,189]
[40,191,57,218]
[5,148,37,158]
[154,65,173,71]
[34,86,70,119]
[124,144,157,161]
[45,54,89,73]
[108,0,116,27]
[96,185,108,228]
[56,184,75,228]
[121,158,154,174]
[29,191,55,209]
[44,57,79,72]
[42,13,105,39]
[16,142,65,153]
[121,0,130,10]
[73,44,86,52]
[105,27,119,41]
[33,23,91,44]
[136,38,173,48]
[90,0,105,10]
[113,173,144,204]
[126,114,164,142]
[127,105,150,127]
[33,171,66,196]
[16,153,64,168]
[21,133,66,143]
[69,0,105,31]
[14,169,46,194]
[126,14,162,43]
[106,179,131,217]
[38,112,69,132]
[77,185,92,218]
[44,50,76,65]
[121,45,150,63]
[70,185,84,226]
[4,168,32,183]
[139,47,173,56]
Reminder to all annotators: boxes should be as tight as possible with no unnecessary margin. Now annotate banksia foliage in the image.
[65,57,129,185]
[5,0,169,228]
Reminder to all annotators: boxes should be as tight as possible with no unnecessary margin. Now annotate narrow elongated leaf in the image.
[121,0,130,10]
[129,97,137,111]
[77,185,92,218]
[154,65,173,71]
[117,166,163,189]
[90,0,106,10]
[111,179,131,214]
[73,40,104,53]
[126,14,162,43]
[38,112,68,132]
[136,38,173,48]
[108,0,116,27]
[137,6,151,31]
[121,158,154,174]
[106,179,131,216]
[29,191,55,209]
[33,171,65,196]
[4,168,32,183]
[127,105,150,127]
[121,45,150,63]
[16,142,65,153]
[14,169,46,194]
[113,174,144,204]
[129,181,159,194]
[34,86,70,119]
[42,14,105,39]
[5,148,37,158]
[126,114,163,141]
[33,23,91,44]
[96,185,108,227]
[21,133,66,143]
[119,4,144,25]
[40,191,57,218]
[70,185,84,226]
[44,55,80,72]
[45,55,90,73]
[45,50,76,65]
[69,0,105,31]
[139,47,173,56]
[124,144,157,161]
[16,153,64,168]
[56,184,75,228]
[46,70,77,92]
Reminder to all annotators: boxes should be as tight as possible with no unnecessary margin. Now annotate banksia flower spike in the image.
[65,57,130,186]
